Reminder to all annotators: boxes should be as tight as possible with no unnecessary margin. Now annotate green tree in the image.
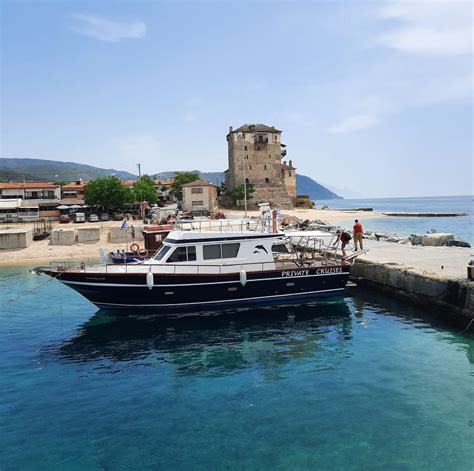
[85,176,133,211]
[170,171,200,201]
[132,175,157,204]
[229,182,255,205]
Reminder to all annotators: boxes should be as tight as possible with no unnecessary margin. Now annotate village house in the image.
[181,179,218,215]
[154,177,175,204]
[60,180,86,204]
[224,124,296,209]
[0,182,61,221]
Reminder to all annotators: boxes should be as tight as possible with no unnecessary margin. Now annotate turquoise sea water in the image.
[1,265,473,470]
[317,195,473,244]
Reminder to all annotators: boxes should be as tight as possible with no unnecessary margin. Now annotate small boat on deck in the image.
[107,224,173,263]
[33,213,363,313]
[108,250,148,263]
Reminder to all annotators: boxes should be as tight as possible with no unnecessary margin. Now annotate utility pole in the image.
[137,163,144,220]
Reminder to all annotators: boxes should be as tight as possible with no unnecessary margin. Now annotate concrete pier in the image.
[108,226,144,244]
[50,229,76,246]
[0,229,33,250]
[383,212,467,217]
[77,227,100,244]
[350,240,473,329]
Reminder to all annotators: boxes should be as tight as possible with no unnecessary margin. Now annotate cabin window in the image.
[191,187,203,194]
[222,243,240,258]
[167,247,188,263]
[166,245,196,263]
[155,245,171,261]
[203,244,221,260]
[203,243,240,260]
[187,246,197,261]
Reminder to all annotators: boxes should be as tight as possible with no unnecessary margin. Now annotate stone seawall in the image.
[351,259,474,330]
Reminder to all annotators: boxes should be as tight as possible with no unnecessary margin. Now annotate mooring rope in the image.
[2,272,61,307]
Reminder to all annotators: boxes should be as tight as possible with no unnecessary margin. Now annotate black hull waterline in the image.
[38,266,351,312]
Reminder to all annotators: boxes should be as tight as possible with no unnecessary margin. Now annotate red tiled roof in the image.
[122,179,138,186]
[155,178,175,186]
[62,181,87,189]
[0,182,59,189]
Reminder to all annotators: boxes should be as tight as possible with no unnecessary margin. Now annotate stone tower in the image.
[224,124,296,209]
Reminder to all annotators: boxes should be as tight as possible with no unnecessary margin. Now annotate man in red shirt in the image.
[353,219,363,250]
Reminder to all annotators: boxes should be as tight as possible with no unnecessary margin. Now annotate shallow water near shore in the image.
[1,265,473,470]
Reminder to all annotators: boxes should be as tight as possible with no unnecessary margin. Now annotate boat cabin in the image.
[147,230,281,273]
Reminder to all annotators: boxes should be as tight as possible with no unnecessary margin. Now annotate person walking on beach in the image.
[353,219,363,251]
[334,229,351,259]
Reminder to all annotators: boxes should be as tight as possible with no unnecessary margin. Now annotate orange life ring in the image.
[130,243,140,253]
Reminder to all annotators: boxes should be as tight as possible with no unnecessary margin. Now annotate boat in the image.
[33,215,360,313]
[108,250,149,263]
[107,224,173,263]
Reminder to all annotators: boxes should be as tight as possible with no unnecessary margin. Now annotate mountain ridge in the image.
[0,158,342,200]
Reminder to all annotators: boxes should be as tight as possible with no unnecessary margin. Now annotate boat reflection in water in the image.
[57,300,353,377]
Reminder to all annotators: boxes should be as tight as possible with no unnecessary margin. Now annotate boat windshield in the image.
[153,245,171,261]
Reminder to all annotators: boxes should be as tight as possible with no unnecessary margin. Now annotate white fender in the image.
[240,269,247,286]
[146,272,154,290]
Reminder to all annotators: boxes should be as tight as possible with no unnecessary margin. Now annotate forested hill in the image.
[0,158,137,182]
[0,158,342,200]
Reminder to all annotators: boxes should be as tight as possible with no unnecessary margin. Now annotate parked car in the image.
[59,214,70,224]
[113,212,125,221]
[74,212,86,223]
[100,213,109,221]
[88,214,99,222]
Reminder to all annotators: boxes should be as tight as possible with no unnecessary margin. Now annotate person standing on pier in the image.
[334,229,351,260]
[353,219,363,251]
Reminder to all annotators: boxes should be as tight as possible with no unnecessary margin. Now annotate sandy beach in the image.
[0,208,384,265]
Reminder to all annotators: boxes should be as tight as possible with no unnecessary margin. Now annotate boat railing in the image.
[72,257,344,275]
[286,233,341,265]
[174,217,275,234]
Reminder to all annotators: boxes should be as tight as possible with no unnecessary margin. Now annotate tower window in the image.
[265,178,270,183]
[244,146,248,151]
[269,154,271,158]
[264,165,266,170]
[288,171,292,177]
[245,155,248,159]
[245,178,249,184]
[249,165,252,170]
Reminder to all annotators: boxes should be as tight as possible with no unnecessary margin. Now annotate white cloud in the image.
[326,114,378,133]
[376,1,472,55]
[327,1,472,133]
[72,14,146,42]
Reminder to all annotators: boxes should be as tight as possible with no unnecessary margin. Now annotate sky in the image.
[1,0,472,198]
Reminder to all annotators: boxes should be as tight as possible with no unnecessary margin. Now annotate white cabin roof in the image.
[164,230,283,244]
